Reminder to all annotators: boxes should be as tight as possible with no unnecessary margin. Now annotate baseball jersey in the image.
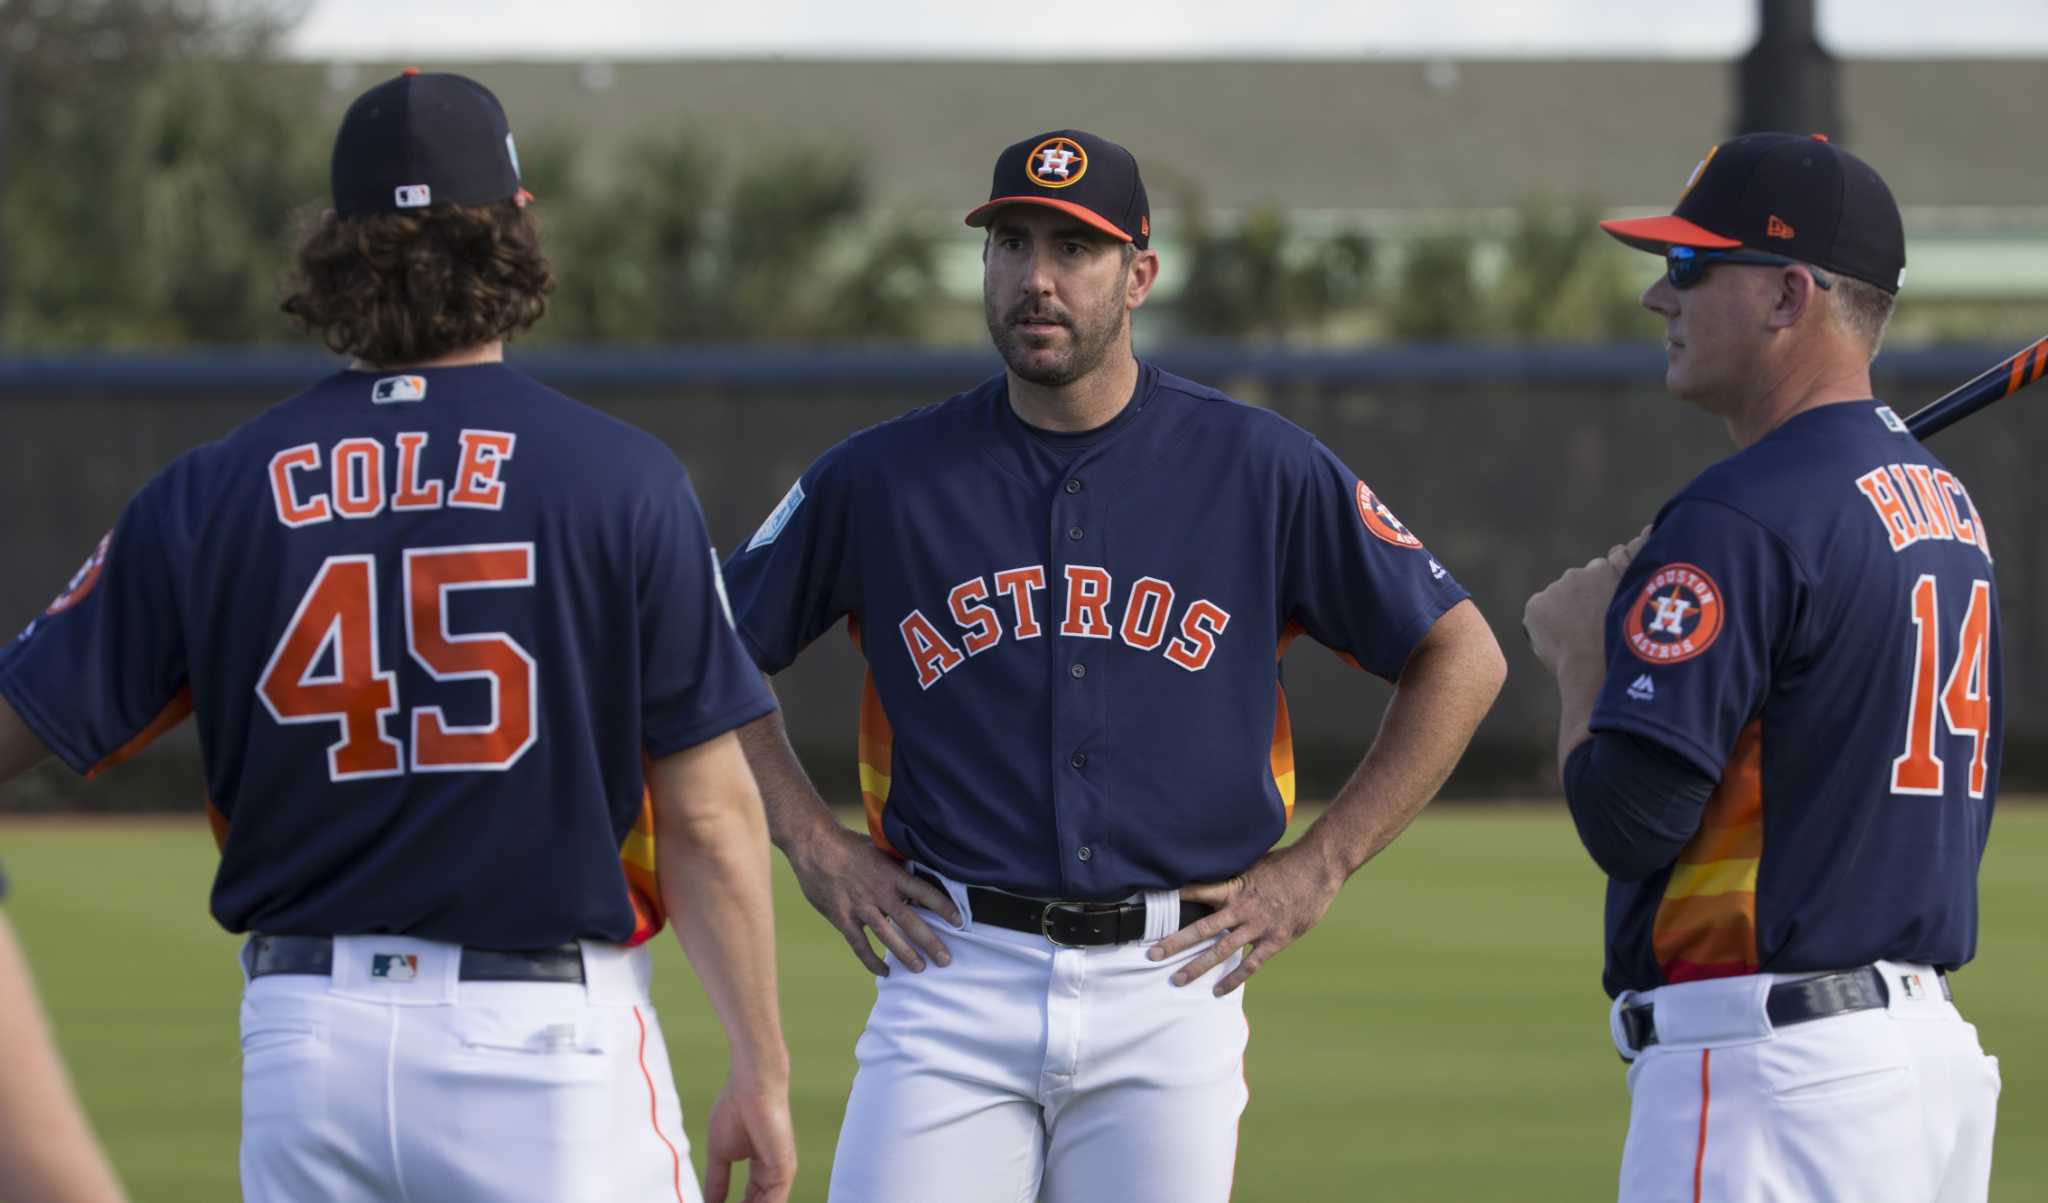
[0,363,773,947]
[1590,400,2000,996]
[722,364,1468,899]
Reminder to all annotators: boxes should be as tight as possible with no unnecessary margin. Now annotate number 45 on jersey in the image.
[258,543,538,781]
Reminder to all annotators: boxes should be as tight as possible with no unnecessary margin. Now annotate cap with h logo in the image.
[331,69,526,217]
[1601,132,1906,294]
[964,129,1151,249]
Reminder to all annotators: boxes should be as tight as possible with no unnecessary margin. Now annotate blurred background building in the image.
[3,0,2044,807]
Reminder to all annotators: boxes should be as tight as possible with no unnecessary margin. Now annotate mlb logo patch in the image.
[373,375,427,404]
[371,953,420,982]
[1900,972,1926,999]
[1875,406,1909,434]
[394,184,432,208]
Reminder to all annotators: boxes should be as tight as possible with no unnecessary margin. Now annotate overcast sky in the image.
[285,0,2048,60]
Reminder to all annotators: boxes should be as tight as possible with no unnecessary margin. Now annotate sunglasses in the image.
[1665,246,1834,291]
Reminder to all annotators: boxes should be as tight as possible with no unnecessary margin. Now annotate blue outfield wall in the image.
[0,343,2040,806]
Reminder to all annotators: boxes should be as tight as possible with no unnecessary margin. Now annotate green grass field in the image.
[4,806,2042,1202]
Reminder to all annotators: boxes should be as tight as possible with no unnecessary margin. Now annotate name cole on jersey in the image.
[899,565,1233,690]
[268,429,516,528]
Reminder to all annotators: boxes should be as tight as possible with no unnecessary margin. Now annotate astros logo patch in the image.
[1028,137,1087,189]
[1679,145,1718,200]
[44,531,112,616]
[1623,563,1725,663]
[1355,481,1423,549]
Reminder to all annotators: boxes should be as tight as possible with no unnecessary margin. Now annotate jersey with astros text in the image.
[1590,400,2000,996]
[721,364,1468,899]
[0,364,773,947]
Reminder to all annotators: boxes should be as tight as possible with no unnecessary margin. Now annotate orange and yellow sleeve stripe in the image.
[1653,720,1763,984]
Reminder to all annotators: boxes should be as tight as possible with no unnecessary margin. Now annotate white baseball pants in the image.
[1611,960,2000,1203]
[826,872,1251,1203]
[237,935,701,1203]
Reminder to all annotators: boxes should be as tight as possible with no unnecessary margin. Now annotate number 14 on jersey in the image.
[1892,575,1993,799]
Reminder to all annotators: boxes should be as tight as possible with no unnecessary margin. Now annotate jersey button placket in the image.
[1051,468,1105,896]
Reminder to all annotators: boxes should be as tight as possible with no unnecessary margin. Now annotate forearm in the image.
[1550,655,1606,780]
[0,696,52,784]
[1299,601,1505,879]
[0,916,128,1203]
[651,740,790,1088]
[735,708,841,857]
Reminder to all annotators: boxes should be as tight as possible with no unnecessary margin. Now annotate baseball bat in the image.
[1902,335,2048,440]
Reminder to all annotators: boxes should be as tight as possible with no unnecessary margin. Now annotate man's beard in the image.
[985,286,1124,387]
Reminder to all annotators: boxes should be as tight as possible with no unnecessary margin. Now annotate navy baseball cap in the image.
[331,69,527,217]
[1601,132,1906,294]
[965,129,1151,249]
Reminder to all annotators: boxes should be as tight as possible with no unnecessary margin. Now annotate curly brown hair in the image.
[282,200,554,366]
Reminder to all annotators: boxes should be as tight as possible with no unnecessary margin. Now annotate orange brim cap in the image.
[1599,214,1743,254]
[965,196,1134,244]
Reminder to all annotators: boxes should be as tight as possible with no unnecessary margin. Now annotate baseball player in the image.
[722,129,1507,1202]
[1525,133,2002,1201]
[0,72,795,1203]
[0,863,129,1203]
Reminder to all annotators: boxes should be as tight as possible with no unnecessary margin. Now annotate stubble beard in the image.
[985,274,1128,388]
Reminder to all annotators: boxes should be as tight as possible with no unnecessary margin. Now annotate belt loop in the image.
[1141,889,1180,943]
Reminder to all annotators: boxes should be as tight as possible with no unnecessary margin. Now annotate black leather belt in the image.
[1620,965,1943,1053]
[914,869,1216,948]
[244,934,586,984]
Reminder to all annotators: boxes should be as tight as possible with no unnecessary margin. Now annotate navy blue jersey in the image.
[0,364,774,947]
[722,364,1467,898]
[1590,401,2000,996]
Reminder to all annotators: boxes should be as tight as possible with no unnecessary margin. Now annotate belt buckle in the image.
[1039,902,1084,948]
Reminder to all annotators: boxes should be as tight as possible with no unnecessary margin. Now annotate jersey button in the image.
[1076,845,1093,862]
[1067,526,1084,541]
[1070,663,1086,679]
[1070,751,1087,768]
[1064,479,1082,494]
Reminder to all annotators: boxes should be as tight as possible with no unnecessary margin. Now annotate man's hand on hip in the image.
[1148,839,1345,996]
[787,820,962,975]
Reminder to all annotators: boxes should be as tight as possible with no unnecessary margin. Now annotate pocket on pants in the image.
[239,996,326,1065]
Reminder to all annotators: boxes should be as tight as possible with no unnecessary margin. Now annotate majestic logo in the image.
[747,480,806,551]
[371,953,420,981]
[394,184,432,209]
[1679,145,1718,200]
[1027,137,1087,189]
[1766,215,1796,240]
[44,531,112,616]
[1627,674,1656,702]
[1355,481,1424,549]
[373,375,427,403]
[1623,563,1724,663]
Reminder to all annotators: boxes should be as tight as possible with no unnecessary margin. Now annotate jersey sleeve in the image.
[637,467,778,758]
[719,442,860,674]
[1280,438,1470,680]
[1588,497,1807,780]
[0,476,191,775]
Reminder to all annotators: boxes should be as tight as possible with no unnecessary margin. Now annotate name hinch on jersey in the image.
[267,430,516,528]
[900,564,1231,689]
[1854,463,1991,558]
